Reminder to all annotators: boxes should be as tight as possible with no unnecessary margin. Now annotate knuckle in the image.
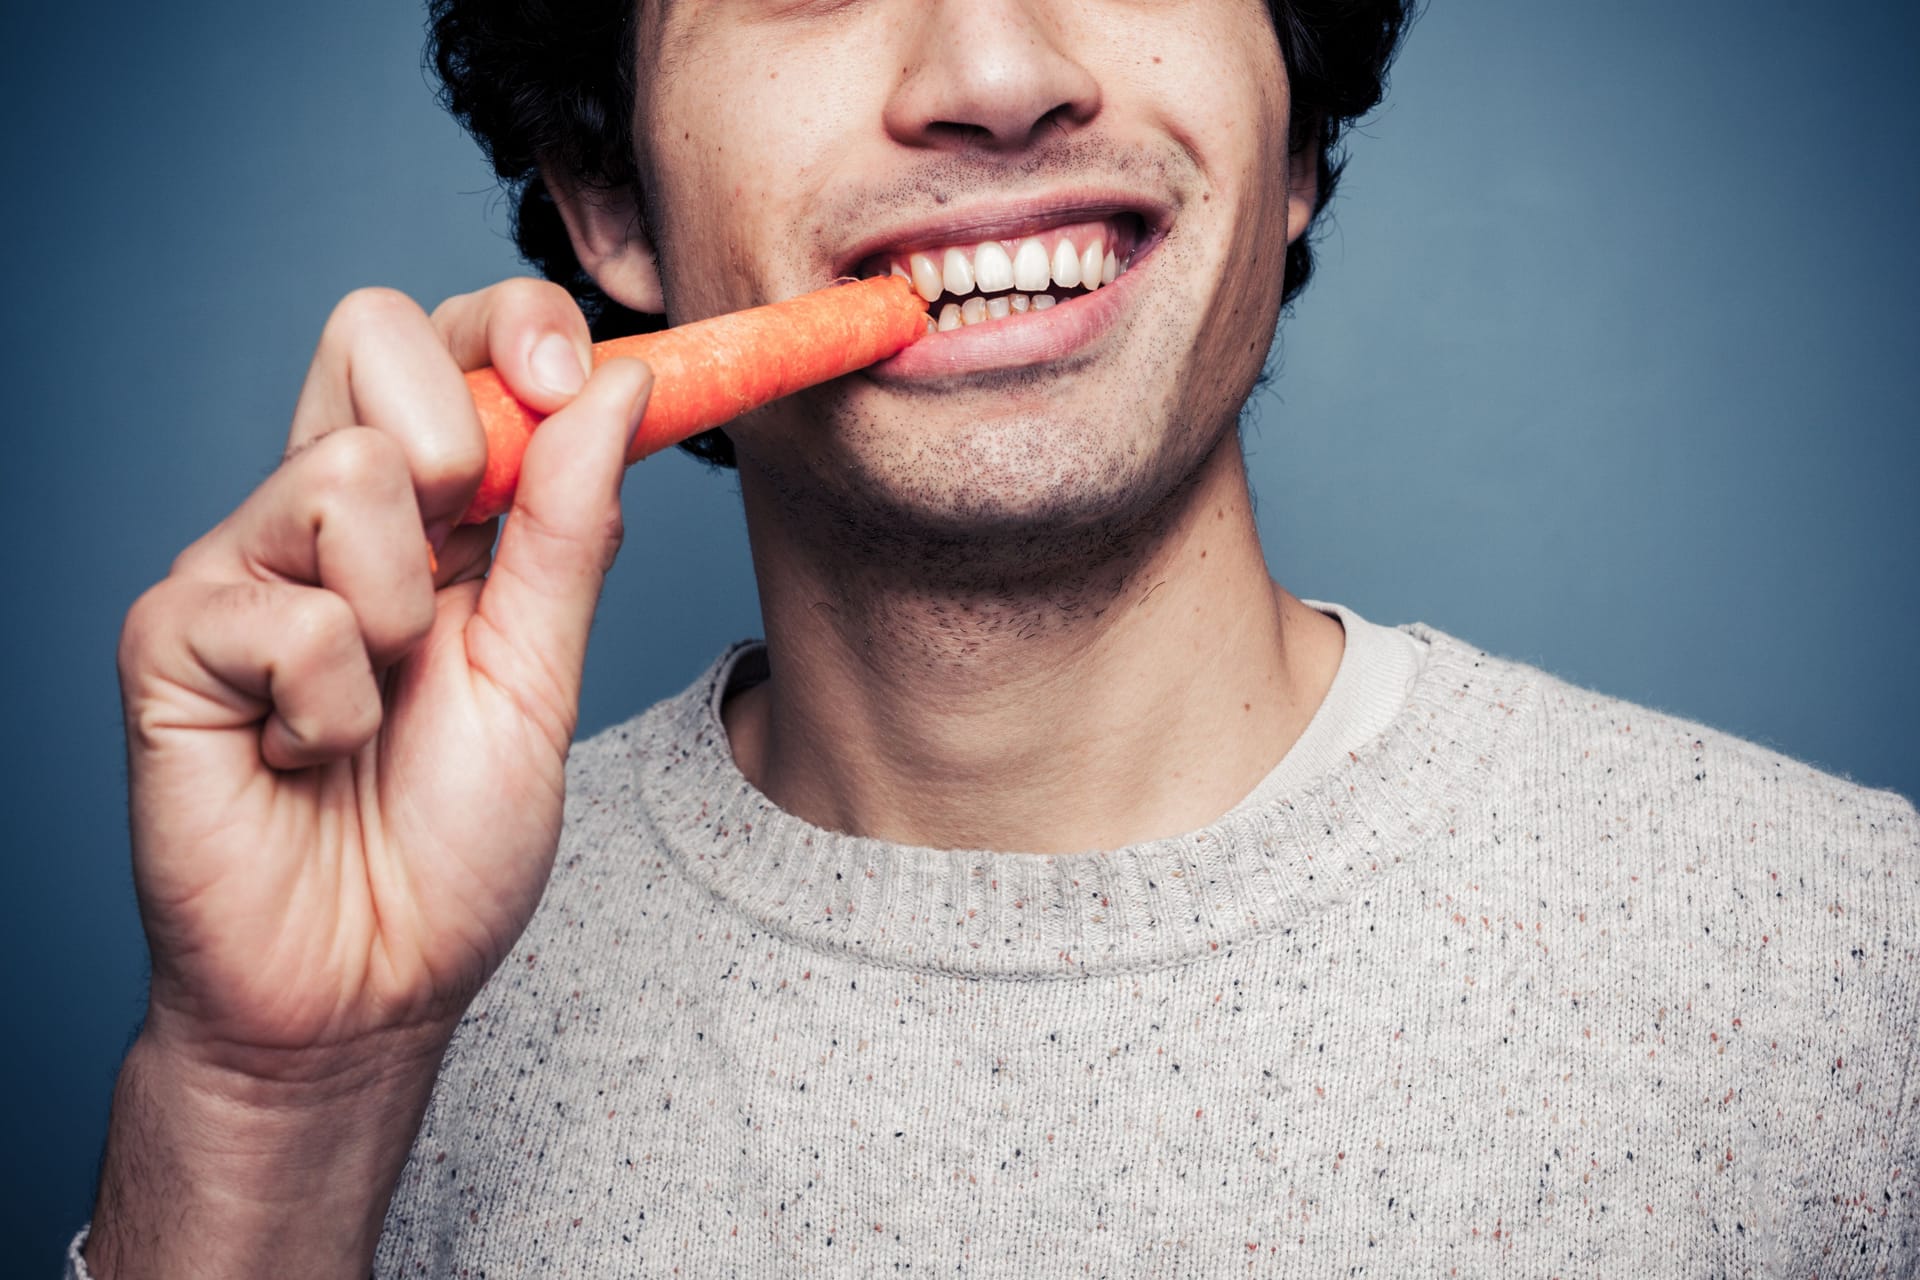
[409,425,488,494]
[511,499,626,575]
[324,286,422,345]
[117,582,179,675]
[167,525,228,580]
[306,427,411,505]
[282,684,381,756]
[168,541,213,580]
[282,588,364,667]
[596,508,626,574]
[495,275,575,317]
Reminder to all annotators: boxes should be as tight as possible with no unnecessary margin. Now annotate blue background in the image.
[3,0,1915,1265]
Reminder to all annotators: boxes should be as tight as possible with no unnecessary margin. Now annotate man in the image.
[73,0,1916,1274]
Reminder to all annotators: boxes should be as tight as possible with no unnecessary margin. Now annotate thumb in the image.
[468,357,651,736]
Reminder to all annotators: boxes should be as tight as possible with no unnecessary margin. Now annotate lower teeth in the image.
[933,291,1061,331]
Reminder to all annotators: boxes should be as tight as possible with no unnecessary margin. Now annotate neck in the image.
[722,436,1344,854]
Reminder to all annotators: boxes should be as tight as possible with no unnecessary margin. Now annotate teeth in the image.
[942,247,975,297]
[909,252,943,303]
[898,224,1139,326]
[973,242,1015,293]
[1012,239,1051,291]
[1050,239,1081,289]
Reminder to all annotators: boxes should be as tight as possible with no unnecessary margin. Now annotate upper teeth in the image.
[895,231,1127,308]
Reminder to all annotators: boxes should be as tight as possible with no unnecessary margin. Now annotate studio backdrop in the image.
[2,0,1914,1267]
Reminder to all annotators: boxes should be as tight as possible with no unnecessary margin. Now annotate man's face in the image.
[628,0,1309,552]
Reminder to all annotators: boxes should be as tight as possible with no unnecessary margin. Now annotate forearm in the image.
[84,1029,447,1280]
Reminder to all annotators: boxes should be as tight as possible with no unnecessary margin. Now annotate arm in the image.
[83,1033,443,1278]
[79,280,651,1278]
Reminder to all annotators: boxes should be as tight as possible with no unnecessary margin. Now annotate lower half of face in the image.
[749,229,1273,554]
[641,0,1297,562]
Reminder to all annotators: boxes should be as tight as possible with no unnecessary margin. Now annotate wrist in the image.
[85,1027,449,1279]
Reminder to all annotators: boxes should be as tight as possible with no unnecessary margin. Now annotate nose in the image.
[883,0,1102,152]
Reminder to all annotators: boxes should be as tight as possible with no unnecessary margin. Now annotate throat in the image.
[725,459,1338,854]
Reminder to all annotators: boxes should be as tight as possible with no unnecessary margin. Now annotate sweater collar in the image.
[630,621,1540,978]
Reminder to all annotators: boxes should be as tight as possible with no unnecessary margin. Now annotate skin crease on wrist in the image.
[550,0,1347,855]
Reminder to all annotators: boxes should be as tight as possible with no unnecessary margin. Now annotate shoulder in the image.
[1417,620,1916,842]
[1405,626,1920,1267]
[1405,621,1912,951]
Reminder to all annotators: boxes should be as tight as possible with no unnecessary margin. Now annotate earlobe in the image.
[1284,135,1319,248]
[540,162,666,316]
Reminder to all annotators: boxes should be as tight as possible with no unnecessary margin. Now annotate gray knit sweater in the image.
[73,618,1920,1276]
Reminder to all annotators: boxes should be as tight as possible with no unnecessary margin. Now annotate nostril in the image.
[1034,103,1075,136]
[926,120,998,149]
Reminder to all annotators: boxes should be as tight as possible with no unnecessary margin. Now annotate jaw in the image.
[731,191,1270,558]
[736,417,1263,711]
[697,130,1291,578]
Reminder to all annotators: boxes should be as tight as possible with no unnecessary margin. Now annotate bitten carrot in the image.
[459,274,928,524]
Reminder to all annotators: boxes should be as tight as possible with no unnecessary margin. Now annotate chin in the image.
[771,399,1224,573]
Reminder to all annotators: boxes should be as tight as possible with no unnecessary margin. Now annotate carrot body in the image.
[460,274,928,524]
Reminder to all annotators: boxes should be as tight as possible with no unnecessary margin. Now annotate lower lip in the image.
[862,242,1155,384]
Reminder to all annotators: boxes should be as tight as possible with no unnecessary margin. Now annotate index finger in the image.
[286,287,490,535]
[429,277,595,417]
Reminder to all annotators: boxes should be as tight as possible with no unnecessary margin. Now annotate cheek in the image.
[1116,4,1293,243]
[645,42,872,313]
[1139,21,1292,387]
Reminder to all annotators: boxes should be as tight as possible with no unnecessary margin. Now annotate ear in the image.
[540,161,666,315]
[1283,127,1319,248]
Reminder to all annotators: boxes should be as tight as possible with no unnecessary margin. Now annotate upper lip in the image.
[832,189,1173,280]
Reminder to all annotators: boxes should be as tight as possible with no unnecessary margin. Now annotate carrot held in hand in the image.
[459,274,928,524]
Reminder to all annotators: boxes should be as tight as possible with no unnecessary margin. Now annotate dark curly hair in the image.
[428,0,1414,468]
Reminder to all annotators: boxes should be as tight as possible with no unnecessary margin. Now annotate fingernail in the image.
[531,333,587,397]
[425,517,454,553]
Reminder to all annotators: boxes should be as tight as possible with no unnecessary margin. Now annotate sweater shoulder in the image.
[1524,652,1916,828]
[1439,634,1920,918]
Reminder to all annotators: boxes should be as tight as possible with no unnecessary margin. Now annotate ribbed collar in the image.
[1230,599,1426,813]
[629,621,1540,979]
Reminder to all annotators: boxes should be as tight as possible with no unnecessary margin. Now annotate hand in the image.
[116,279,650,1084]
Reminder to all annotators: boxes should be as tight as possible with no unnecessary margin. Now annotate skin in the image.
[563,0,1345,850]
[87,0,1342,1274]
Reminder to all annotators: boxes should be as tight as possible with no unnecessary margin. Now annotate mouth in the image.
[853,211,1151,330]
[835,198,1168,382]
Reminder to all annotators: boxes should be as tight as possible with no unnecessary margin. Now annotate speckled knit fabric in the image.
[71,619,1920,1277]
[362,617,1920,1276]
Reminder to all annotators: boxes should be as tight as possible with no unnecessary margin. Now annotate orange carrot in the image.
[459,274,928,524]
